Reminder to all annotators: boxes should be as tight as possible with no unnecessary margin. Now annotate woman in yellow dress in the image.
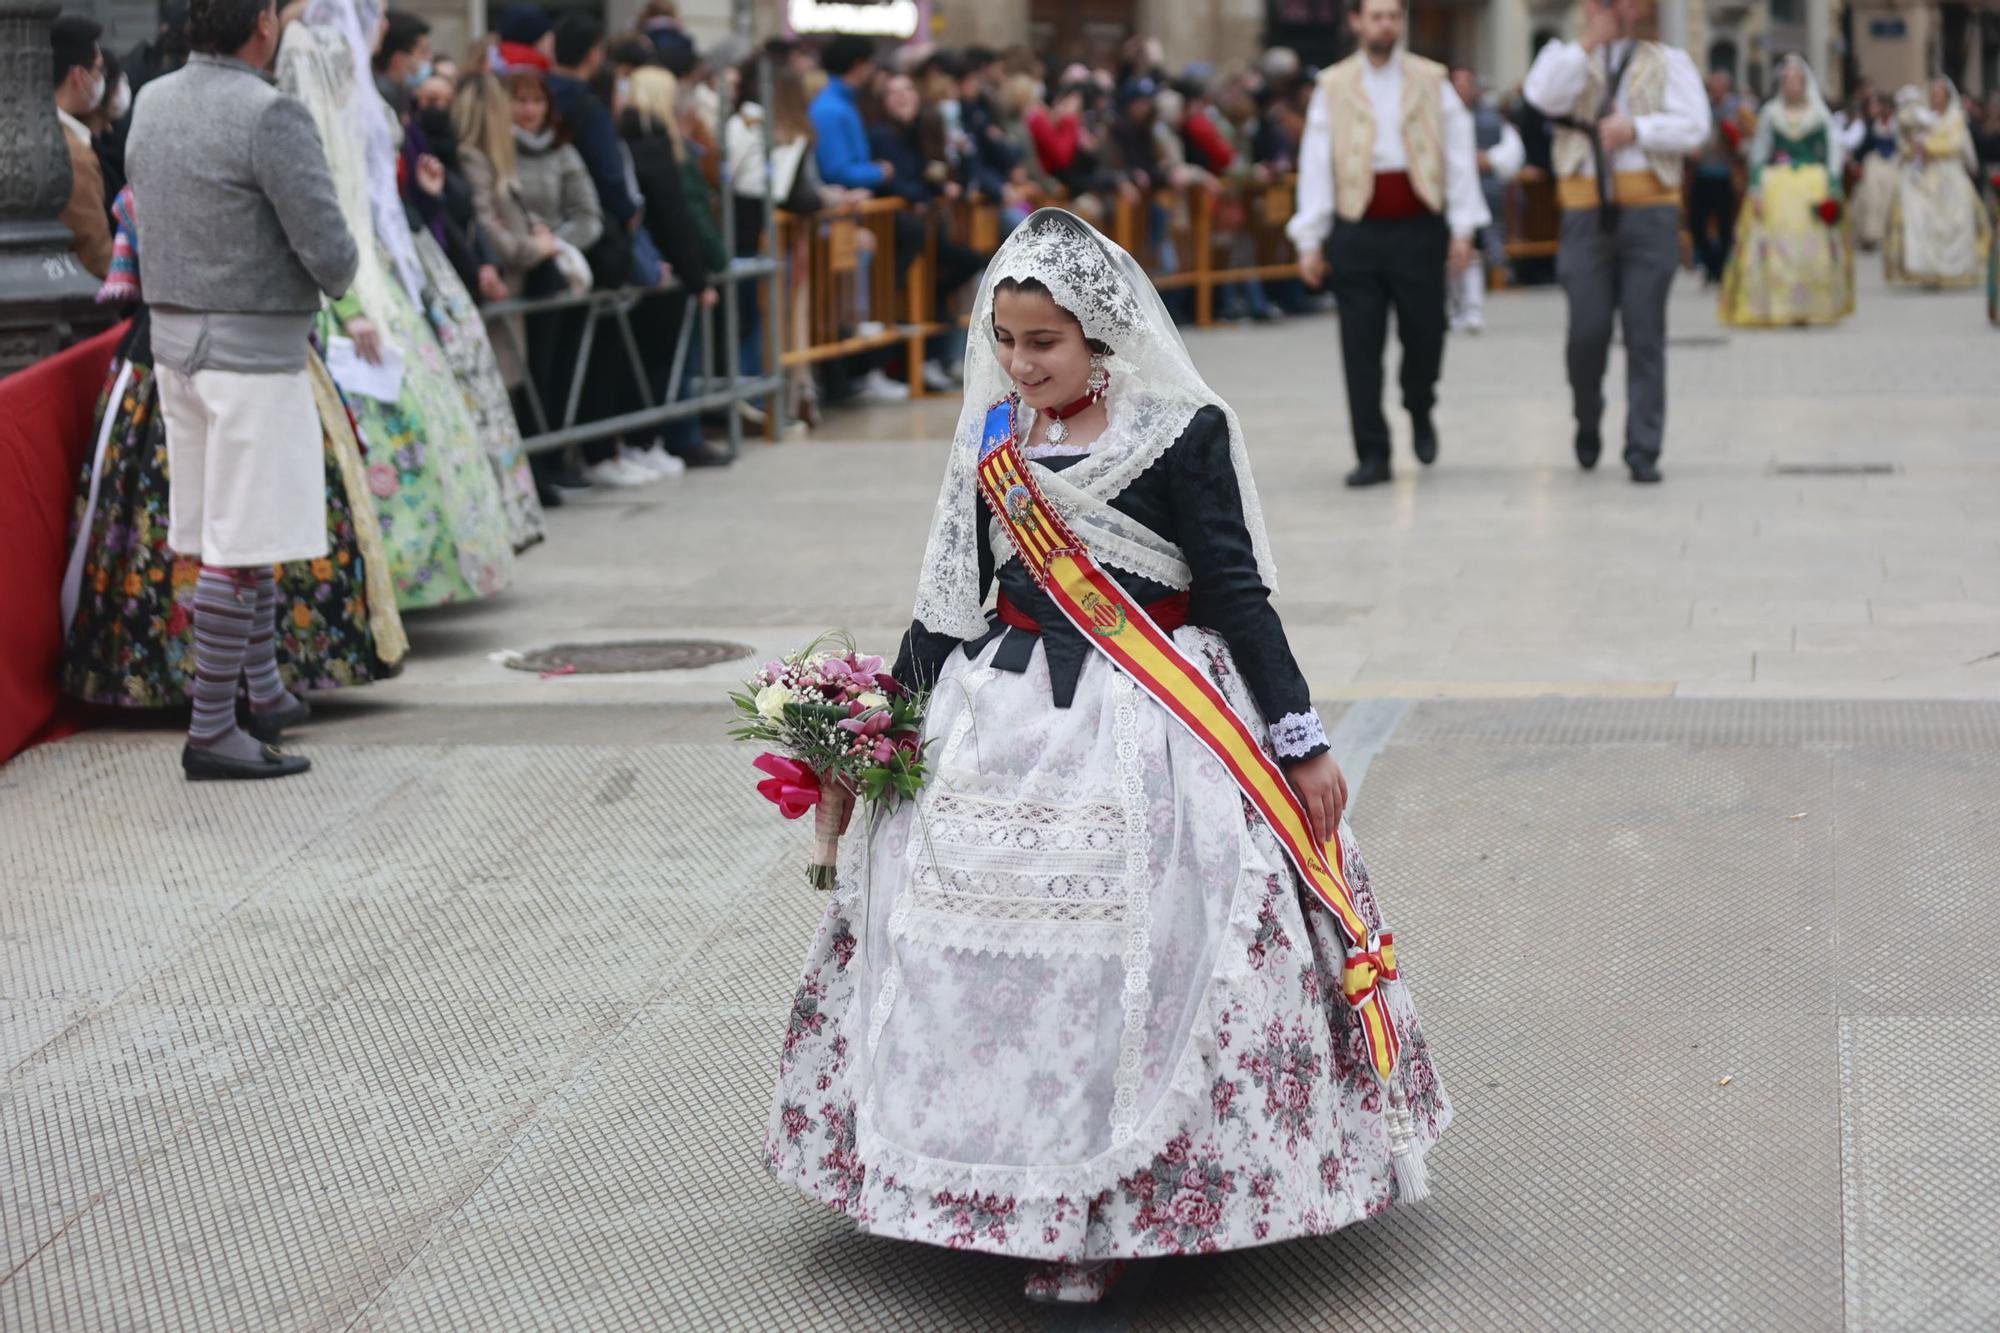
[1884,78,1992,288]
[1721,54,1853,326]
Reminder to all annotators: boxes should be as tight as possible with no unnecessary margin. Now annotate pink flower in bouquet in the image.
[753,753,823,819]
[838,711,898,763]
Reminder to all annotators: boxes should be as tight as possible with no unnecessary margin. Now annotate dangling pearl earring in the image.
[1087,352,1110,398]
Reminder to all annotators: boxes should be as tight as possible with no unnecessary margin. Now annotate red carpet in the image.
[0,322,126,763]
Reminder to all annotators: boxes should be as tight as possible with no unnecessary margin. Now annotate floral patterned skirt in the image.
[1720,164,1854,327]
[764,630,1448,1262]
[60,314,410,710]
[320,254,514,610]
[412,230,546,553]
[1885,163,1992,287]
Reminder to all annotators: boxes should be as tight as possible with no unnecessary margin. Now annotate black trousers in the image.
[1326,215,1449,466]
[1688,172,1735,283]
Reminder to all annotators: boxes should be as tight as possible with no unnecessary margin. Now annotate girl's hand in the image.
[1285,750,1349,848]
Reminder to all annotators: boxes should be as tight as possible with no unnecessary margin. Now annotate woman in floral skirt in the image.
[281,0,515,609]
[763,209,1447,1305]
[62,191,408,710]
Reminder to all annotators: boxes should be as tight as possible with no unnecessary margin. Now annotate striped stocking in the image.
[188,566,256,749]
[242,567,291,711]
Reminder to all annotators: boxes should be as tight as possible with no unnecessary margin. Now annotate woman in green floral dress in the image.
[282,6,515,610]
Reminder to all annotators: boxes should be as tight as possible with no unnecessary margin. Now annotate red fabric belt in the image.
[997,591,1190,636]
[1363,170,1433,221]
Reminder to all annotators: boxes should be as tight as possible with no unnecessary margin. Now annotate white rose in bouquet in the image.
[755,683,795,719]
[854,691,889,712]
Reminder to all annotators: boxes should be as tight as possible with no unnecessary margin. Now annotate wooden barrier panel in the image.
[771,197,945,394]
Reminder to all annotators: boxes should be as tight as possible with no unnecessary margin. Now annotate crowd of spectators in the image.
[53,1,2000,471]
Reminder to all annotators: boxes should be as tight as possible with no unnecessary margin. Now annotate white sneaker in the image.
[922,360,956,392]
[855,319,888,338]
[853,369,911,403]
[622,443,684,477]
[584,457,655,488]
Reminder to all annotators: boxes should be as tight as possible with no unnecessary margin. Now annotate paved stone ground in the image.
[5,263,1999,1330]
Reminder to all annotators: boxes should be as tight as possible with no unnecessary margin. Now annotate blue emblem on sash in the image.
[978,399,1015,459]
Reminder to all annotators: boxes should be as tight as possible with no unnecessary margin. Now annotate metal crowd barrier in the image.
[479,258,784,458]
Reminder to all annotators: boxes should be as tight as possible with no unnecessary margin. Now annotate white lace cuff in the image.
[1270,709,1329,760]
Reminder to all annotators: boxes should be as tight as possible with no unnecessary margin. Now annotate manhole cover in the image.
[1771,462,1898,476]
[505,639,755,674]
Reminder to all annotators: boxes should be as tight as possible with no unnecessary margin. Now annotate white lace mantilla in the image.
[1271,709,1330,759]
[985,409,1196,592]
[910,208,1279,641]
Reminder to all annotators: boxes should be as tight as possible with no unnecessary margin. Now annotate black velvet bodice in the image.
[893,405,1325,760]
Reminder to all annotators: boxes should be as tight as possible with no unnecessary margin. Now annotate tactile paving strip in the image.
[5,701,1999,1329]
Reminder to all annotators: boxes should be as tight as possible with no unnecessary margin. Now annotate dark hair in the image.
[551,12,603,69]
[186,0,271,56]
[50,14,101,88]
[965,45,997,69]
[605,32,656,72]
[1348,0,1403,13]
[373,10,430,72]
[991,275,1112,354]
[820,34,874,78]
[495,3,552,45]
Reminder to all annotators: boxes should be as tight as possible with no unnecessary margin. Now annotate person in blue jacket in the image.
[810,35,890,190]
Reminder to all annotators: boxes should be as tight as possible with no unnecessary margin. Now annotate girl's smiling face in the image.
[992,284,1093,411]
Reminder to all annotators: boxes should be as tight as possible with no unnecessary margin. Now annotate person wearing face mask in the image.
[52,15,115,278]
[370,7,429,118]
[87,51,135,233]
[405,73,505,300]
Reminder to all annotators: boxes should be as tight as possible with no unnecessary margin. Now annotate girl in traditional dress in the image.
[62,190,409,712]
[1721,54,1854,327]
[279,0,516,608]
[762,209,1447,1305]
[1850,92,1900,249]
[1885,79,1992,288]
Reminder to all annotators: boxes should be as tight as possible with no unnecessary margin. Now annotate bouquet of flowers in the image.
[729,635,930,890]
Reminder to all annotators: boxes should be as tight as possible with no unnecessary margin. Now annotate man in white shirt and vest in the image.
[1524,0,1708,483]
[1288,0,1488,489]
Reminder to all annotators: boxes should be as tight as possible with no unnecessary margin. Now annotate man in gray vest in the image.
[127,0,359,779]
[1524,0,1707,483]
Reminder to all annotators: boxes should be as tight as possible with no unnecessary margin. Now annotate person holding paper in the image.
[126,0,361,779]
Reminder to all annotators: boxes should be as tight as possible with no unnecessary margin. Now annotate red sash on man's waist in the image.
[998,591,1190,636]
[1364,170,1433,221]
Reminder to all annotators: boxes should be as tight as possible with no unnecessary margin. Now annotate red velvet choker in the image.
[1040,388,1103,446]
